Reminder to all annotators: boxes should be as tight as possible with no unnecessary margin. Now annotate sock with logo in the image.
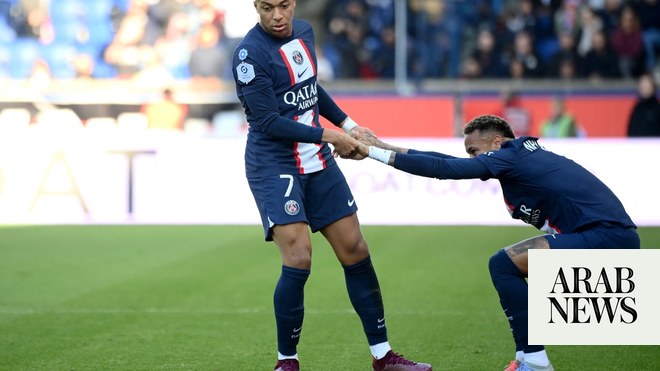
[489,249,544,354]
[343,256,388,346]
[274,265,309,357]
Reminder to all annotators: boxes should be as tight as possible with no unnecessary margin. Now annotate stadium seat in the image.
[49,0,84,24]
[0,42,10,77]
[8,38,40,79]
[52,19,86,44]
[0,16,15,43]
[536,37,560,62]
[84,0,114,22]
[41,43,78,79]
[34,109,84,131]
[86,20,115,48]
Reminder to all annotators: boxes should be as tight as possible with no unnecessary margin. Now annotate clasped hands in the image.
[332,126,379,160]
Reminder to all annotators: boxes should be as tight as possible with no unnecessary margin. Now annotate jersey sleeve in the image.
[393,153,492,180]
[317,84,347,126]
[408,149,458,159]
[473,147,518,178]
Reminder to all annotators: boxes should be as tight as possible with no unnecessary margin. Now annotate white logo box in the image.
[529,249,660,345]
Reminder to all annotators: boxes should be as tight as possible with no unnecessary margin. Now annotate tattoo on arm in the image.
[505,236,549,259]
[363,132,408,154]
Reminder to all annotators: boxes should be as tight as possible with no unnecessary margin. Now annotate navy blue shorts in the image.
[544,226,640,249]
[247,164,358,241]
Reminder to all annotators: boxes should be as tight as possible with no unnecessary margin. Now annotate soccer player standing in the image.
[231,1,432,370]
[349,114,640,371]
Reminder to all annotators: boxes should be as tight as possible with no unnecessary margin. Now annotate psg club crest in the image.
[292,50,304,65]
[284,200,300,215]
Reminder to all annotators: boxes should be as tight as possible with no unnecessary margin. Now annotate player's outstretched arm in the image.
[357,132,409,154]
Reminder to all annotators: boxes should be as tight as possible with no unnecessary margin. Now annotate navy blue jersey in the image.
[232,20,335,177]
[394,137,636,234]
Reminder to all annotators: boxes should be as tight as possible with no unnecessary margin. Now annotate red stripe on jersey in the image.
[503,196,514,214]
[311,111,326,168]
[294,142,304,174]
[299,40,316,76]
[279,48,295,85]
[292,114,304,174]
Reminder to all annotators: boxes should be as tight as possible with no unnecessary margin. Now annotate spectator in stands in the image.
[153,11,194,79]
[597,0,623,34]
[11,0,50,41]
[325,0,371,78]
[610,5,645,79]
[370,25,396,79]
[495,89,532,137]
[140,87,188,131]
[635,0,660,74]
[461,56,482,79]
[72,53,95,80]
[576,5,603,58]
[408,0,448,79]
[540,95,582,138]
[469,28,508,78]
[581,29,621,79]
[28,57,51,89]
[132,45,175,88]
[189,24,229,82]
[546,31,580,78]
[508,30,544,78]
[558,56,579,80]
[503,0,537,37]
[553,0,582,38]
[627,73,660,136]
[104,8,149,78]
[508,58,526,79]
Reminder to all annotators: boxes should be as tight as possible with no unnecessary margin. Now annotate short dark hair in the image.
[463,115,516,139]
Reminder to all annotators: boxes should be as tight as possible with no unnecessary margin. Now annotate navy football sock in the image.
[274,265,309,357]
[489,249,544,354]
[343,256,388,345]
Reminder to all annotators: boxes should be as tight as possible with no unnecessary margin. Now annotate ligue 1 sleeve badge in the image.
[236,48,255,84]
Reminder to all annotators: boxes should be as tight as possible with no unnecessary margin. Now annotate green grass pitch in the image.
[1,225,659,371]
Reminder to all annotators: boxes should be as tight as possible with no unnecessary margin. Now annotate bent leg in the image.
[491,236,549,356]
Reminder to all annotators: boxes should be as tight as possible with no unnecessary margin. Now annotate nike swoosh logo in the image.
[297,68,308,78]
[377,318,385,323]
[293,326,302,333]
[348,199,355,207]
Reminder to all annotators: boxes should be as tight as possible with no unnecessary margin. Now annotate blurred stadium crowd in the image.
[315,0,660,81]
[0,0,658,83]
